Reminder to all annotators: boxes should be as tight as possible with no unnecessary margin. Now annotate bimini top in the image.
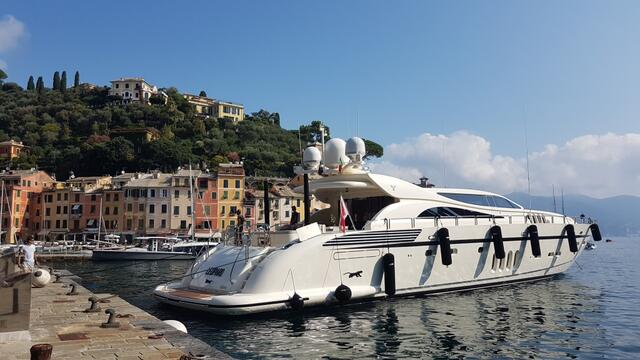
[298,171,523,210]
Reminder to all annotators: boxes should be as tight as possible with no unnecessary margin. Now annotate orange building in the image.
[194,173,218,235]
[0,170,55,244]
[0,140,28,159]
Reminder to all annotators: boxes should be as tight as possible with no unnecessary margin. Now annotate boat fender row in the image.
[334,284,352,303]
[526,225,541,258]
[565,224,578,253]
[490,225,506,259]
[589,224,603,241]
[435,228,452,266]
[383,253,396,296]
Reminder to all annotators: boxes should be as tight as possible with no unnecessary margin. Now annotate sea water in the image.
[60,237,640,359]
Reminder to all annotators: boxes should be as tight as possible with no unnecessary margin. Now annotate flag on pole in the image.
[339,195,350,234]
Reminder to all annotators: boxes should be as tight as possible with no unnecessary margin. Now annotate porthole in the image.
[478,247,484,253]
[451,248,458,254]
[425,249,433,256]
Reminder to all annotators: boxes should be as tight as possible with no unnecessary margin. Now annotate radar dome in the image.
[302,146,322,170]
[346,137,366,162]
[324,138,350,169]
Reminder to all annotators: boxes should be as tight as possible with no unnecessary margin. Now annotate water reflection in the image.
[58,238,640,359]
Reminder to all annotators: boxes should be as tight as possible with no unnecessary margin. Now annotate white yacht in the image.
[154,137,602,315]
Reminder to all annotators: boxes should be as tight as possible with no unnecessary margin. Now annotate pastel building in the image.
[170,169,200,235]
[0,170,55,244]
[109,77,166,104]
[0,140,27,159]
[216,164,244,230]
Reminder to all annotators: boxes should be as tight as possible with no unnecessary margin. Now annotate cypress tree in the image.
[60,71,67,92]
[36,76,44,94]
[52,71,60,90]
[27,76,35,90]
[74,71,80,87]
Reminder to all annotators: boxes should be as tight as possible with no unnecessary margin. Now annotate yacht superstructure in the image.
[154,137,601,315]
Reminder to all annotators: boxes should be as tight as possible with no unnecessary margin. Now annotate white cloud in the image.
[369,131,640,198]
[0,15,27,69]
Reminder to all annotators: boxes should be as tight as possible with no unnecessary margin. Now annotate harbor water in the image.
[57,237,640,359]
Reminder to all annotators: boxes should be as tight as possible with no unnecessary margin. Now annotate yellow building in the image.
[216,163,245,230]
[215,101,244,123]
[170,169,201,235]
[183,94,245,123]
[183,94,216,117]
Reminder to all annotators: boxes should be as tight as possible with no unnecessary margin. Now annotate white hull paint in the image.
[154,223,593,315]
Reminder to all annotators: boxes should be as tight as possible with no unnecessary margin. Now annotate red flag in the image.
[339,196,350,233]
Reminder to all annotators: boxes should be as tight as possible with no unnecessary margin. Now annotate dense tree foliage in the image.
[74,71,80,88]
[0,71,384,179]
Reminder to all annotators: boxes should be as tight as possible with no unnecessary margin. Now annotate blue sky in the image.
[2,1,640,196]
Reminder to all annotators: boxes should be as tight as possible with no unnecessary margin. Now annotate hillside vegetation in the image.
[0,71,383,179]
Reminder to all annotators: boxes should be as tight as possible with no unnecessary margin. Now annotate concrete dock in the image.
[2,273,231,359]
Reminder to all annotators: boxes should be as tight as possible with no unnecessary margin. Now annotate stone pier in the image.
[2,273,231,359]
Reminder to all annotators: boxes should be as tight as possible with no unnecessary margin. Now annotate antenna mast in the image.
[524,117,532,211]
[552,184,557,212]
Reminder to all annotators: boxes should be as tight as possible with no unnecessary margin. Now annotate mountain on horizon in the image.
[504,192,640,237]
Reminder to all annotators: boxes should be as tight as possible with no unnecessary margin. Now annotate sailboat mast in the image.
[97,195,103,248]
[0,180,4,244]
[189,164,195,242]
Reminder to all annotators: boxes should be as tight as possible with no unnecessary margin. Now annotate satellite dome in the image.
[346,137,366,162]
[302,146,322,170]
[324,138,349,169]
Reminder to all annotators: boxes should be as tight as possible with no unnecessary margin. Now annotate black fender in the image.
[526,225,541,257]
[589,224,602,241]
[382,253,396,296]
[564,224,578,253]
[490,225,505,259]
[435,228,452,266]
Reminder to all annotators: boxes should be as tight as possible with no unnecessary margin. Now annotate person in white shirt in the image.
[17,235,38,272]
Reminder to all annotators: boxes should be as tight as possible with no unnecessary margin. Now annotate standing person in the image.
[290,206,300,226]
[235,209,245,246]
[17,235,38,272]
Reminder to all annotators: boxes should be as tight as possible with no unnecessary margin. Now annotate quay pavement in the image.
[2,272,232,359]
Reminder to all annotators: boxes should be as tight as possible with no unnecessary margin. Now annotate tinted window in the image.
[418,207,493,218]
[439,193,520,209]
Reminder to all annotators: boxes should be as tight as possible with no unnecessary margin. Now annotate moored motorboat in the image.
[92,236,217,261]
[154,136,602,315]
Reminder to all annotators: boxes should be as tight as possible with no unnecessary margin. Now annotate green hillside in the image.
[0,70,383,179]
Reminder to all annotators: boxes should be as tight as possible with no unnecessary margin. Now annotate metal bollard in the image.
[84,296,101,313]
[100,308,120,328]
[53,274,62,283]
[30,343,53,360]
[66,283,78,296]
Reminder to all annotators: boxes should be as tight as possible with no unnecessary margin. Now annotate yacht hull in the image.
[154,223,595,315]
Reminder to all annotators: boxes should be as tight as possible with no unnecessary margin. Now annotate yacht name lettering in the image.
[206,267,225,276]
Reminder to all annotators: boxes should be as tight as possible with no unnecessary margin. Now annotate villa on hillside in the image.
[184,93,245,123]
[109,77,167,105]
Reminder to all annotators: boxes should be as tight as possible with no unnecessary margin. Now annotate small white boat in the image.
[92,236,217,261]
[154,136,603,316]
